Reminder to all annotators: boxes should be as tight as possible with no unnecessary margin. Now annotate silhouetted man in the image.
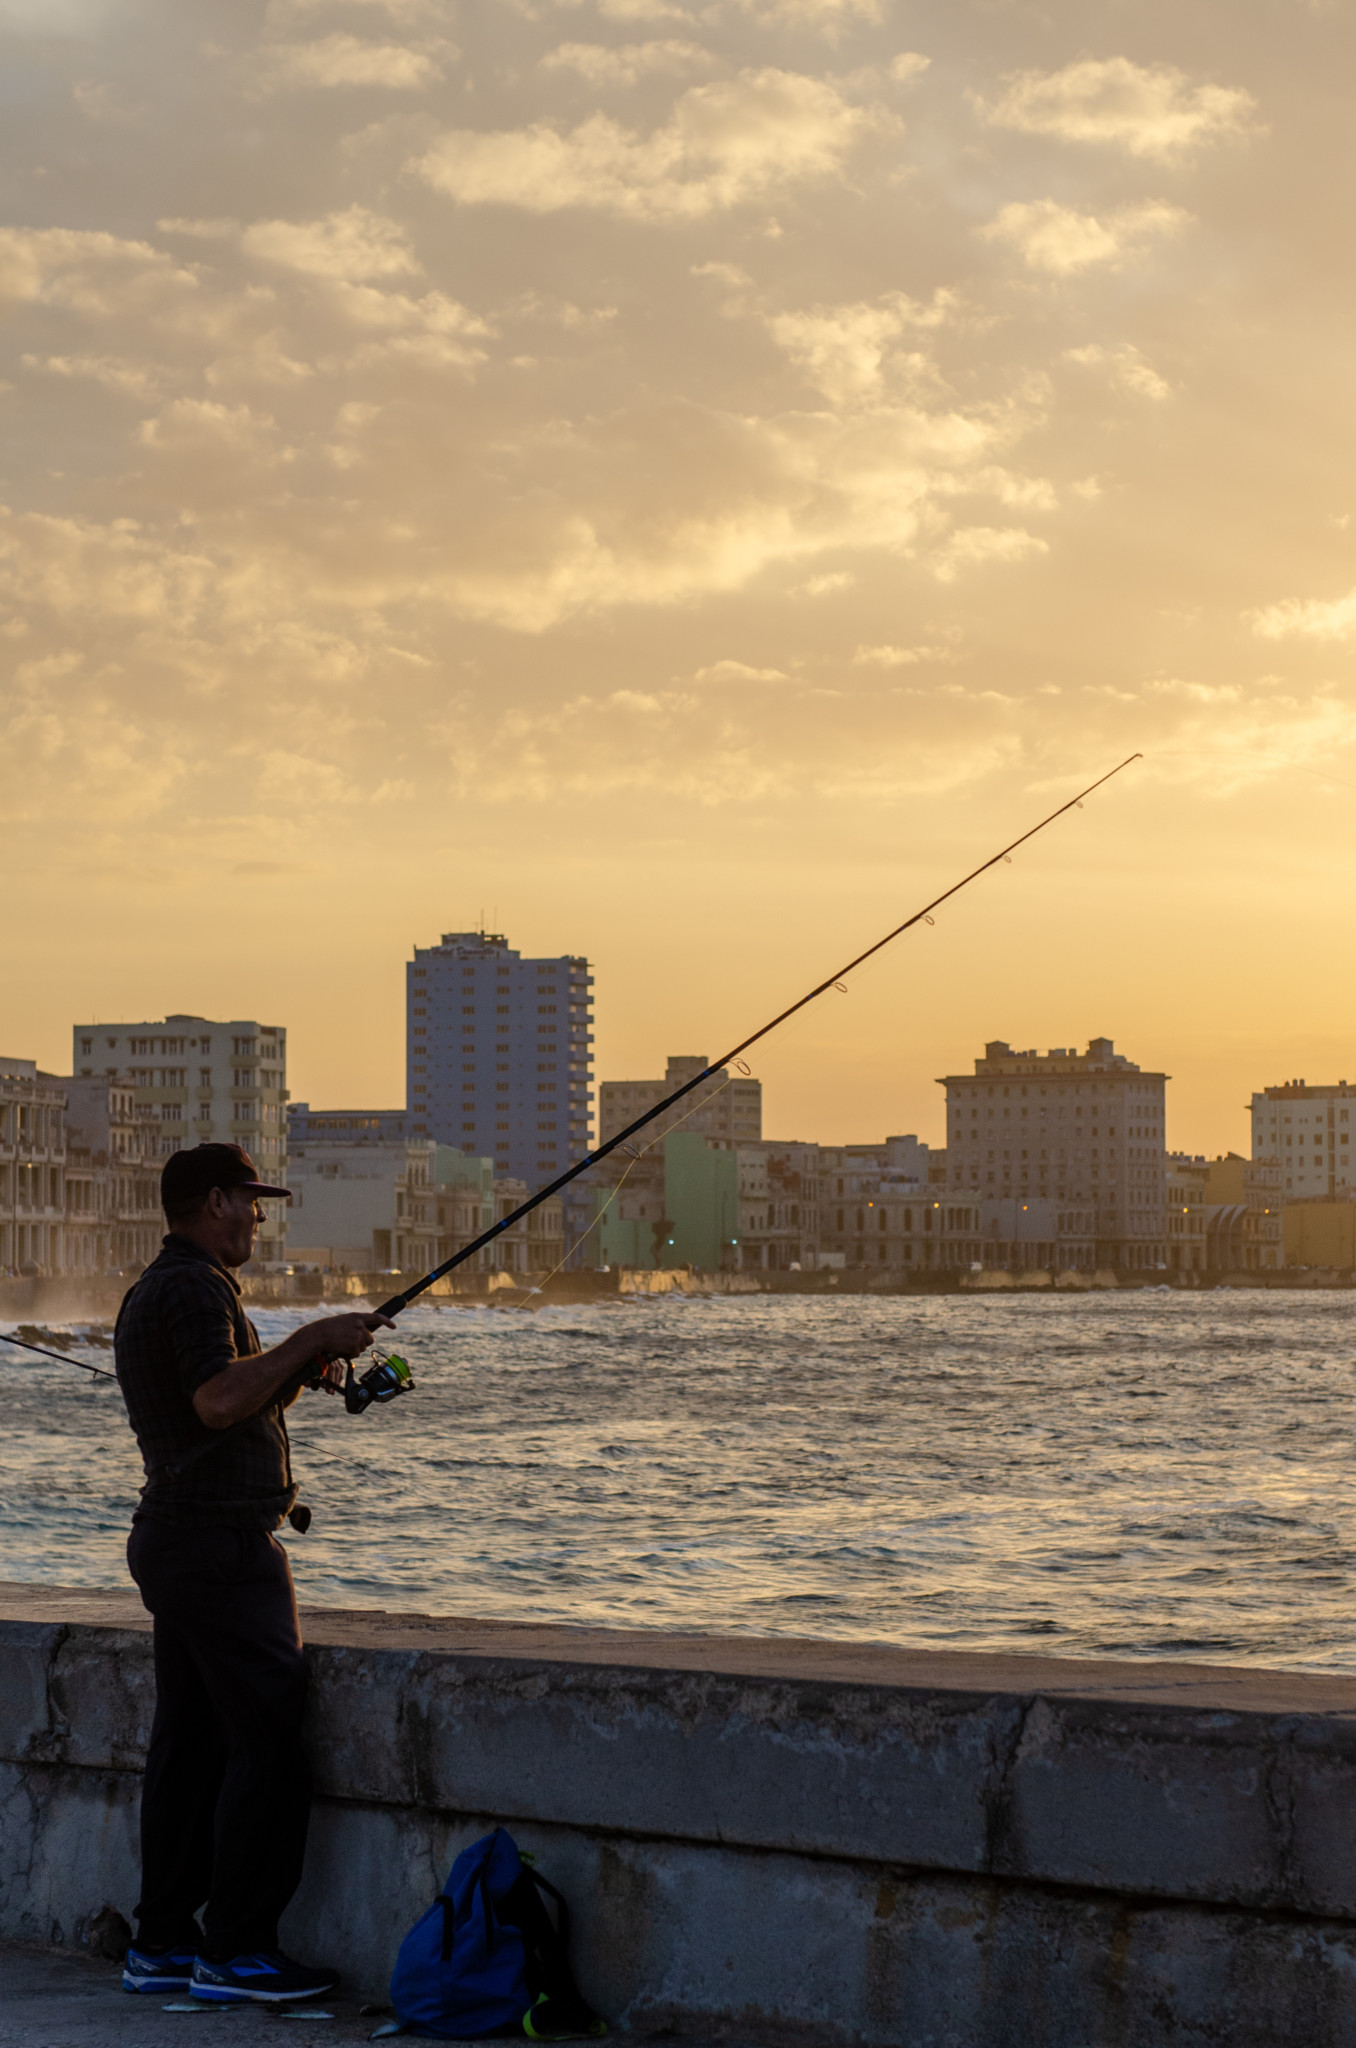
[114,1143,393,2003]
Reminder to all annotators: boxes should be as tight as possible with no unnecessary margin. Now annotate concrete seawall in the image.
[4,1583,1356,2044]
[6,1264,1355,1324]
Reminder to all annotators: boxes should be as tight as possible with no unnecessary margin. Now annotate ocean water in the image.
[3,1290,1356,1671]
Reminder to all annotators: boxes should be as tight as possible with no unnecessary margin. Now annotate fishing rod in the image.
[0,1328,117,1380]
[370,751,1142,1331]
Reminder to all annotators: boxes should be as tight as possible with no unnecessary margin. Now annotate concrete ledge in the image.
[5,1583,1356,2043]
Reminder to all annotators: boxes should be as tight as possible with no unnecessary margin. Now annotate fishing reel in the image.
[312,1351,416,1415]
[345,1352,415,1415]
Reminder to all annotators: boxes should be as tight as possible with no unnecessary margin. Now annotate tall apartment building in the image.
[406,931,594,1202]
[1250,1080,1356,1198]
[72,1015,289,1266]
[941,1037,1167,1271]
[599,1055,762,1149]
[0,1057,67,1276]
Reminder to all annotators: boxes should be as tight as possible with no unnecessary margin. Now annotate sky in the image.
[3,0,1356,1156]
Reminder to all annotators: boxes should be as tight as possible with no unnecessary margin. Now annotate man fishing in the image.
[113,1143,393,2004]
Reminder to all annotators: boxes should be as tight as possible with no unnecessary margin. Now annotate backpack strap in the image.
[439,1862,499,1965]
[524,1871,572,1951]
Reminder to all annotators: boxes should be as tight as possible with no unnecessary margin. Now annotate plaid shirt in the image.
[114,1234,298,1529]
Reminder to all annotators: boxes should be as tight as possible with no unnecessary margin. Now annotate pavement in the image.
[0,1943,730,2048]
[0,1944,395,2048]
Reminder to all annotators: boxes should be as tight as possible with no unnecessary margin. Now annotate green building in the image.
[664,1132,738,1269]
[588,1130,741,1270]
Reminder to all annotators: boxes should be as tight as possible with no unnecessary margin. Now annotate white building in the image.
[1250,1080,1355,1199]
[287,1136,437,1274]
[72,1015,289,1266]
[288,1123,561,1277]
[0,1057,67,1276]
[61,1075,163,1275]
[941,1038,1167,1271]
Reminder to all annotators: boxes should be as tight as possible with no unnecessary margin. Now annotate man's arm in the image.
[192,1312,395,1430]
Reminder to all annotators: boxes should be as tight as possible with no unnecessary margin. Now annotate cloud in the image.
[275,0,448,15]
[22,351,161,397]
[766,290,955,404]
[550,0,694,17]
[981,57,1256,161]
[137,397,278,454]
[932,526,1048,581]
[259,34,449,92]
[331,286,492,368]
[693,658,788,683]
[411,70,872,221]
[853,642,952,665]
[1064,342,1172,401]
[983,199,1188,275]
[739,0,885,22]
[0,227,200,319]
[240,205,419,281]
[0,510,215,631]
[157,217,238,240]
[540,40,710,87]
[1249,589,1356,641]
[0,662,188,826]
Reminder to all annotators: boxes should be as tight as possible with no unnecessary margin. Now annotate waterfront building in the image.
[0,1057,67,1276]
[60,1075,161,1275]
[941,1038,1168,1272]
[287,1118,558,1278]
[406,931,593,1244]
[733,1140,821,1271]
[816,1137,971,1269]
[286,1132,439,1273]
[599,1055,762,1149]
[594,1132,818,1273]
[817,1168,984,1271]
[1202,1152,1283,1271]
[72,1015,289,1267]
[1165,1155,1210,1274]
[484,1177,566,1276]
[1171,1163,1212,1269]
[588,1055,760,1268]
[1284,1196,1356,1269]
[1249,1081,1355,1199]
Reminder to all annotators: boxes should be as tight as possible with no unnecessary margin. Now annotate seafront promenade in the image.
[5,1582,1356,2044]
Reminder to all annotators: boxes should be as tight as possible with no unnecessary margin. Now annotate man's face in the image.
[216,1185,263,1267]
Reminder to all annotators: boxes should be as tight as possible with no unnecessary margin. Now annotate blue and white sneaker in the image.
[190,1951,338,2004]
[122,1945,197,1994]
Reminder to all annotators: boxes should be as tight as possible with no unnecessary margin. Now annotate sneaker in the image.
[190,1951,339,2004]
[122,1945,197,1994]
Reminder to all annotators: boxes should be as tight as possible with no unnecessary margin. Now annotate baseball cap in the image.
[161,1143,293,1211]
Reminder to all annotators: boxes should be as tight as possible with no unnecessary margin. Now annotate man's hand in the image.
[304,1312,393,1364]
[192,1311,396,1431]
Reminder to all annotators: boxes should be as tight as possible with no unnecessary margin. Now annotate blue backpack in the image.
[390,1827,605,2041]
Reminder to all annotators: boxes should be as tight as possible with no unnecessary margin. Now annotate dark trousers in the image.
[126,1521,311,1957]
